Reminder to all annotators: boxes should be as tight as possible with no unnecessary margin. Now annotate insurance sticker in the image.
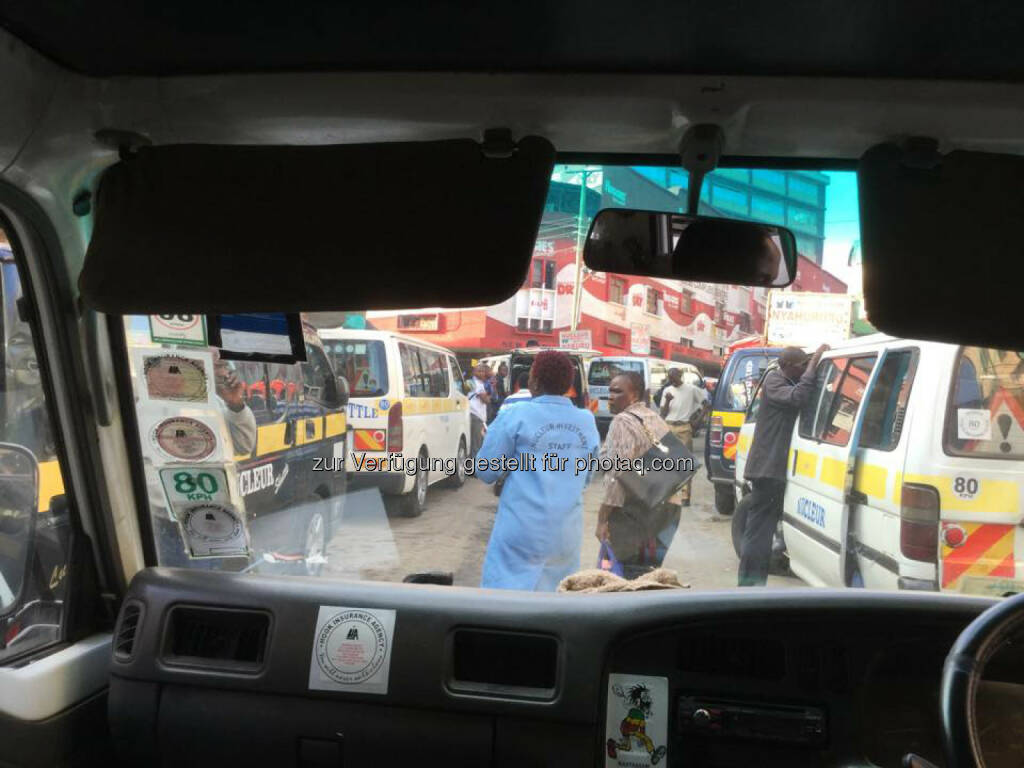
[151,416,218,461]
[605,673,668,767]
[176,503,249,558]
[143,353,209,402]
[308,606,397,695]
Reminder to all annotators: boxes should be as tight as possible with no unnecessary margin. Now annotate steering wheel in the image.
[941,591,1024,767]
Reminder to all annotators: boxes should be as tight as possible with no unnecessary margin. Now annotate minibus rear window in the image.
[720,354,772,411]
[325,339,388,397]
[945,347,1024,459]
[588,360,642,385]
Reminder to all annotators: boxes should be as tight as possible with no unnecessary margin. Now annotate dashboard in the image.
[109,568,1009,767]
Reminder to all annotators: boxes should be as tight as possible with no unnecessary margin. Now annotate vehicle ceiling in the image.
[0,1,1022,282]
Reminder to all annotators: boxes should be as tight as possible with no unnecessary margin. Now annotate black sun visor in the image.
[79,136,555,315]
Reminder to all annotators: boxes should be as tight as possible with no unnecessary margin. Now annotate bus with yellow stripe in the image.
[734,334,1024,596]
[320,329,470,518]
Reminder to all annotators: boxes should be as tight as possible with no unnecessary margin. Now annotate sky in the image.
[820,171,862,294]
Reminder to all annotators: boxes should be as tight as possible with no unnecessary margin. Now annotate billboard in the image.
[765,291,853,348]
[558,329,592,350]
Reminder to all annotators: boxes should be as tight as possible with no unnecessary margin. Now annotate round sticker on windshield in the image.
[152,417,217,461]
[143,355,208,402]
[315,609,389,686]
[181,504,242,543]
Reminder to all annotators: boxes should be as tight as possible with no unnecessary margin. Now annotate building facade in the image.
[367,166,845,374]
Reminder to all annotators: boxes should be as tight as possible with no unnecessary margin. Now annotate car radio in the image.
[677,696,826,746]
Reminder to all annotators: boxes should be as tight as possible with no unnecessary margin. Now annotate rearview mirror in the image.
[0,444,39,617]
[583,209,797,287]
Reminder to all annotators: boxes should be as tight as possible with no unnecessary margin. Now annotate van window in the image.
[945,347,1024,459]
[301,342,339,406]
[400,343,449,398]
[820,356,876,446]
[324,339,388,397]
[588,359,642,386]
[449,355,465,393]
[800,359,844,439]
[721,354,772,410]
[860,350,917,451]
[745,376,768,425]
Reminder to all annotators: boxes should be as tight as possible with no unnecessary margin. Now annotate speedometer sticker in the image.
[606,673,668,767]
[176,503,249,558]
[151,417,218,461]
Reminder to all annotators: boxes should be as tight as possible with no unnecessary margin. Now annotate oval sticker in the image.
[181,504,243,543]
[152,417,217,461]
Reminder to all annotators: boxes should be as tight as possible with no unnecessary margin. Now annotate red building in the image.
[369,220,846,374]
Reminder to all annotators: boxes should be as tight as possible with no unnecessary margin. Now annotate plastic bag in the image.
[598,540,625,577]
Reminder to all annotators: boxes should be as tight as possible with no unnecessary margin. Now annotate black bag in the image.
[616,413,700,510]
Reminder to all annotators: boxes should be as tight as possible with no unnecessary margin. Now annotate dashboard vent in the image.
[113,601,143,661]
[163,606,270,672]
[448,629,558,699]
[678,634,786,681]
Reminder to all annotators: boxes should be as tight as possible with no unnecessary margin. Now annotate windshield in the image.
[118,164,1023,599]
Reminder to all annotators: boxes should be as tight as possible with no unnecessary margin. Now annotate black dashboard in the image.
[109,568,1002,767]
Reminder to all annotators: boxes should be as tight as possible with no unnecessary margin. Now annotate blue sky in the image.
[821,171,861,292]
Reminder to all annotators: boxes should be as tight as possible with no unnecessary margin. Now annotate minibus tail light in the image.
[900,483,940,563]
[710,415,723,447]
[388,402,403,453]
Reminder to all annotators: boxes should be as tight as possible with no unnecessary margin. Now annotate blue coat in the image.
[476,395,600,591]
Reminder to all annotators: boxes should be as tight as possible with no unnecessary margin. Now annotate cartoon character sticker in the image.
[606,674,669,767]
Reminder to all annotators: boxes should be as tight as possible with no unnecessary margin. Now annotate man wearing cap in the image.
[739,344,828,586]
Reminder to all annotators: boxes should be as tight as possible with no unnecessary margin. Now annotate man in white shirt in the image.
[467,364,491,457]
[659,368,706,506]
[499,371,533,412]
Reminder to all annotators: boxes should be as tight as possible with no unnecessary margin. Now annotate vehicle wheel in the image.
[401,449,429,517]
[731,492,752,559]
[444,439,467,488]
[301,506,328,577]
[715,484,736,516]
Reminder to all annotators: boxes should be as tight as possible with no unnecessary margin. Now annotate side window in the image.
[800,359,843,439]
[399,343,426,397]
[300,341,339,407]
[745,373,769,425]
[820,355,876,447]
[417,347,449,398]
[0,242,72,663]
[725,354,771,411]
[860,350,918,451]
[945,347,1024,459]
[234,361,270,420]
[449,356,465,394]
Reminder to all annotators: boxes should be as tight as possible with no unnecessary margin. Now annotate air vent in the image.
[678,634,786,681]
[113,601,143,661]
[448,629,558,699]
[162,606,270,672]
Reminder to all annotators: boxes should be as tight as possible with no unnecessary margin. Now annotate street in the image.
[325,436,802,590]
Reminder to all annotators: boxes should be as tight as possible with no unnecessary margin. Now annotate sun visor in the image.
[79,137,555,314]
[859,142,1024,350]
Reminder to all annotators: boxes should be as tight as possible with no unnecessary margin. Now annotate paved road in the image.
[325,436,802,591]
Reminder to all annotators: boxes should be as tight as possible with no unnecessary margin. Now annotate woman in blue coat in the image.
[476,351,600,591]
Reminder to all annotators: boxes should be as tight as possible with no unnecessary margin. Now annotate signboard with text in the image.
[558,329,592,350]
[630,323,651,355]
[765,291,853,348]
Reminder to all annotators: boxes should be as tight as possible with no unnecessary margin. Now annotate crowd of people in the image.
[465,344,825,593]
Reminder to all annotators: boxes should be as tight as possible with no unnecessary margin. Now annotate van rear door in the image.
[930,346,1024,596]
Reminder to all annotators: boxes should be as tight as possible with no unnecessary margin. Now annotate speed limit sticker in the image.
[149,314,207,346]
[160,467,230,505]
[953,476,980,500]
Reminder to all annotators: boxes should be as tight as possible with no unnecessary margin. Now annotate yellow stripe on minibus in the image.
[256,422,292,456]
[38,459,65,513]
[716,411,745,428]
[295,417,324,446]
[820,457,847,489]
[853,463,887,499]
[403,398,465,415]
[324,412,346,438]
[795,451,818,479]
[903,473,1020,519]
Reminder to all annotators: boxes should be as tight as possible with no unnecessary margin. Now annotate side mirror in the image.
[584,209,798,287]
[0,444,40,618]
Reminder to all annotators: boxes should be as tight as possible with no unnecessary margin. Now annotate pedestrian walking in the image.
[467,363,491,457]
[596,371,682,579]
[738,344,828,586]
[659,368,706,506]
[477,351,600,591]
